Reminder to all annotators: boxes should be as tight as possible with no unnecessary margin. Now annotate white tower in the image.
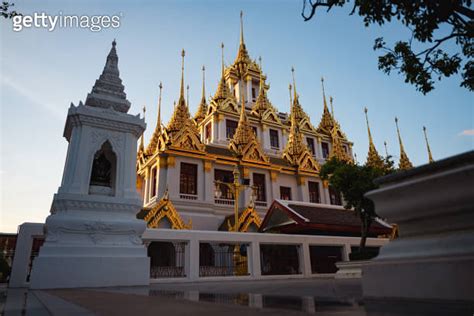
[30,40,149,289]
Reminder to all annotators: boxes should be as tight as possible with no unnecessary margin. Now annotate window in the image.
[308,181,320,203]
[151,167,157,197]
[253,173,266,202]
[214,169,234,199]
[251,87,256,100]
[180,163,197,195]
[329,186,342,205]
[307,137,315,156]
[270,129,279,149]
[226,120,238,139]
[321,142,330,159]
[205,123,212,142]
[280,187,292,200]
[343,145,348,154]
[89,141,116,196]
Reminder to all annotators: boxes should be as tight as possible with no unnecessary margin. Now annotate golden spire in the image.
[180,49,185,103]
[186,84,190,108]
[283,79,320,172]
[317,77,336,135]
[167,50,192,134]
[194,66,208,124]
[364,107,384,169]
[291,67,298,100]
[252,56,274,116]
[145,83,164,155]
[240,10,245,46]
[229,81,254,156]
[384,141,389,157]
[328,98,351,163]
[157,82,162,133]
[423,126,434,163]
[395,117,413,170]
[214,43,232,100]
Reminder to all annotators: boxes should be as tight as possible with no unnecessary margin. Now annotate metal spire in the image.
[201,65,206,102]
[291,67,297,100]
[321,77,329,114]
[221,42,225,78]
[179,49,185,102]
[423,126,434,163]
[157,82,162,132]
[240,10,245,45]
[384,141,389,157]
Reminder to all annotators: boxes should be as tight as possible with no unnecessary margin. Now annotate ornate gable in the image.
[144,189,192,230]
[222,200,263,232]
[169,121,205,152]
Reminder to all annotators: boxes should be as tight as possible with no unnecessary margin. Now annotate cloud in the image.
[459,129,474,136]
[1,75,64,120]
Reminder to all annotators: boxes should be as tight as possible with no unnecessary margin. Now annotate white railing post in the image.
[188,238,200,281]
[250,241,261,278]
[301,243,312,276]
[343,244,351,261]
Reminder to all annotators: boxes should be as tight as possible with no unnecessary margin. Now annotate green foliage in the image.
[1,2,20,19]
[320,156,395,251]
[302,0,473,94]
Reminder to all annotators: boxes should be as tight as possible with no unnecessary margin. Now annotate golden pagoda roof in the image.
[282,69,320,173]
[229,85,269,163]
[364,107,384,169]
[166,50,193,135]
[395,117,413,170]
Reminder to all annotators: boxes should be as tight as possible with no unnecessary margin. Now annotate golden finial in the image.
[288,84,293,107]
[384,141,389,157]
[157,82,162,132]
[395,117,413,170]
[423,126,434,163]
[240,10,245,45]
[364,107,373,144]
[291,67,297,99]
[221,43,225,78]
[201,65,206,101]
[321,76,329,113]
[180,49,185,101]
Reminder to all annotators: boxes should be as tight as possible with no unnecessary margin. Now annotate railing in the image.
[142,229,389,282]
[255,201,267,208]
[215,198,235,205]
[180,194,198,200]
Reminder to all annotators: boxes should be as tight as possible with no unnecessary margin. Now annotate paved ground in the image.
[2,278,365,315]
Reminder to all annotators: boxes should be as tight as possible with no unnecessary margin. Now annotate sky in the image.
[1,0,473,233]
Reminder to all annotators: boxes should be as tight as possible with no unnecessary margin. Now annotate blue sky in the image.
[1,0,473,232]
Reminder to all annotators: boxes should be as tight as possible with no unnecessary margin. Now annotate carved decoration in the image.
[144,189,192,230]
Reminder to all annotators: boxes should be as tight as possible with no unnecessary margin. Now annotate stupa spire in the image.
[157,82,163,133]
[214,43,232,100]
[395,117,413,170]
[321,77,329,114]
[291,67,298,100]
[289,84,293,107]
[423,126,434,163]
[364,107,384,168]
[316,77,336,136]
[85,39,131,113]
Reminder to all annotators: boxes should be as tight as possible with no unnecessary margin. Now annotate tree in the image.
[319,157,394,254]
[301,0,474,94]
[1,1,20,19]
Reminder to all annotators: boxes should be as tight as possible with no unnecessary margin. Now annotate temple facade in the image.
[137,13,354,232]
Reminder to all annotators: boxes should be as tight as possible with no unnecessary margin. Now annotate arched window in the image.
[89,141,116,196]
